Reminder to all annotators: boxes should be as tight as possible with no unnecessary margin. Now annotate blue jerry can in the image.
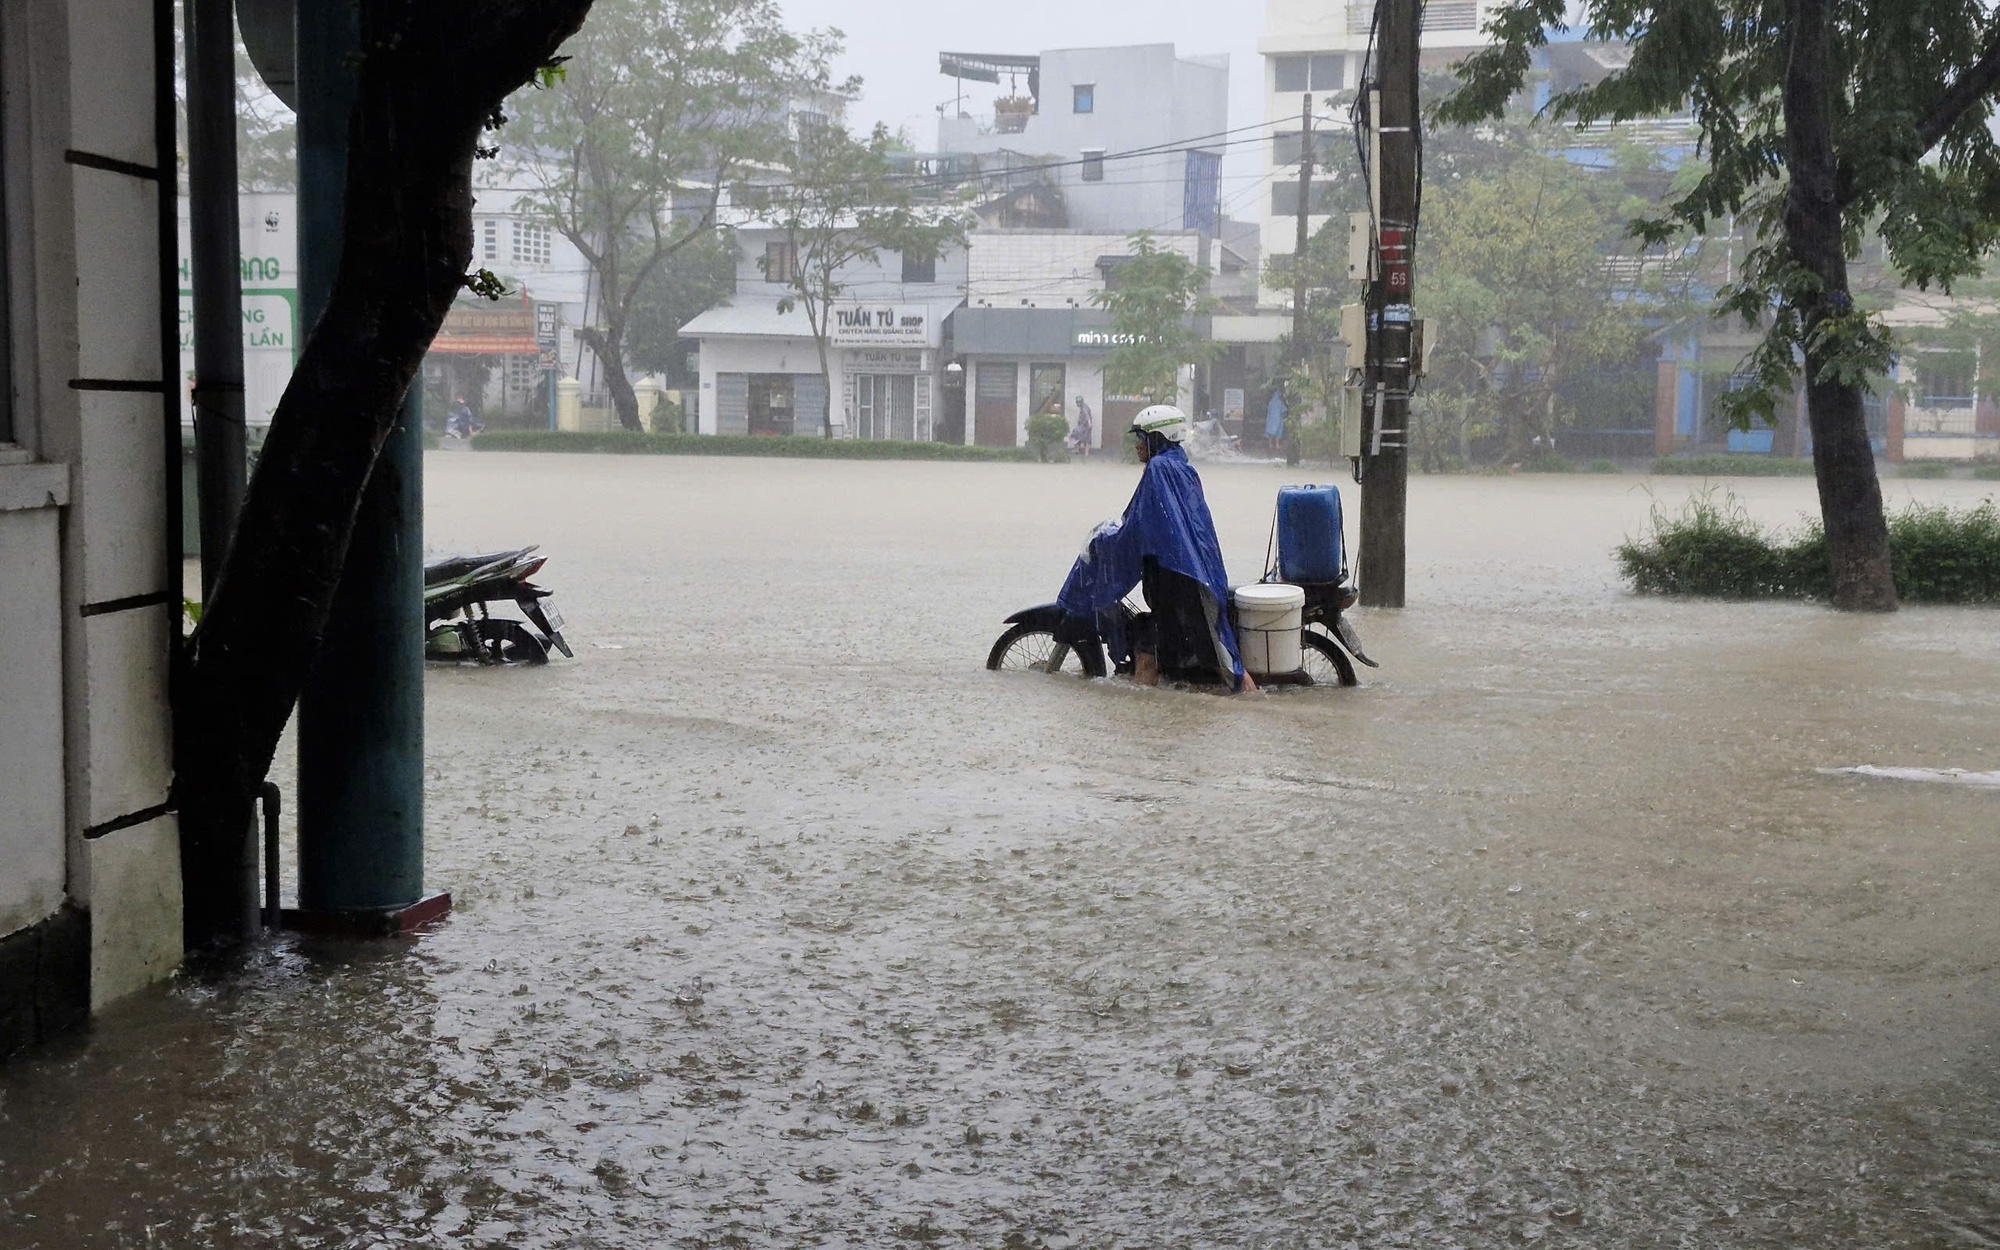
[1276,484,1345,584]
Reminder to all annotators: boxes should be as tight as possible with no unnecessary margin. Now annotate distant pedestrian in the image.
[445,395,481,439]
[1067,395,1094,456]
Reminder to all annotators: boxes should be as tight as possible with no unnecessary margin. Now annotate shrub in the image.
[1972,463,2000,481]
[1888,500,2000,602]
[1616,491,1829,599]
[468,430,1038,462]
[1898,461,1951,479]
[1649,454,1816,477]
[1585,458,1620,474]
[1520,451,1575,473]
[1619,490,2000,603]
[1025,412,1070,463]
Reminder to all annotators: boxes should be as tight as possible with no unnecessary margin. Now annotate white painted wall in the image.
[0,0,183,1009]
[938,44,1230,237]
[967,229,1205,309]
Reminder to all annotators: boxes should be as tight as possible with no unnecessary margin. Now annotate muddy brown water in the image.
[5,457,2000,1248]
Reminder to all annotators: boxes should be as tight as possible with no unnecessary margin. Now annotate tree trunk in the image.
[174,0,592,951]
[576,325,642,430]
[1785,0,1897,611]
[810,310,835,439]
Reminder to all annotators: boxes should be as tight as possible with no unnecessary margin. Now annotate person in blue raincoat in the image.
[1056,405,1258,693]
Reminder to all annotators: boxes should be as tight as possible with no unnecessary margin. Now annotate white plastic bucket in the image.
[1232,583,1306,676]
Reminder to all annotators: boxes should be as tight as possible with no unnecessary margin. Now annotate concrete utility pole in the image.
[184,0,246,598]
[1359,0,1418,608]
[1287,94,1313,467]
[293,0,440,932]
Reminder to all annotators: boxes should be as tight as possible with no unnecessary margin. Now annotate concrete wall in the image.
[967,229,1205,310]
[1,0,182,1045]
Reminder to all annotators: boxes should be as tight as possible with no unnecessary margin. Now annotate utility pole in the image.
[1287,94,1313,467]
[184,0,246,599]
[293,0,440,932]
[1360,0,1418,608]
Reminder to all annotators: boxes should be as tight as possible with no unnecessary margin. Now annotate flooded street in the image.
[7,454,2000,1248]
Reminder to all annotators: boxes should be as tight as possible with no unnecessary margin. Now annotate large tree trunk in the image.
[174,0,593,950]
[1785,0,1897,611]
[576,324,642,431]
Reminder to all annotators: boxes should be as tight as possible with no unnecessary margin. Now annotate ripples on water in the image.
[4,462,1999,1248]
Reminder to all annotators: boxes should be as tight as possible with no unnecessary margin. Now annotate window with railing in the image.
[1351,1,1477,33]
[482,219,499,262]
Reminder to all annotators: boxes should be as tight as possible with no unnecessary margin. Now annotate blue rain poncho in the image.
[1056,444,1247,688]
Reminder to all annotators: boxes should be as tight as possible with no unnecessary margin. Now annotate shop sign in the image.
[434,297,539,354]
[831,304,929,346]
[1072,328,1155,350]
[848,348,925,372]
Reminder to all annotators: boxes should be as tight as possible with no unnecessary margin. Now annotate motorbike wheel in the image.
[1301,628,1358,688]
[475,618,549,666]
[986,624,1106,677]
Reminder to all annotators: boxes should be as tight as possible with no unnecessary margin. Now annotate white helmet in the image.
[1130,404,1190,443]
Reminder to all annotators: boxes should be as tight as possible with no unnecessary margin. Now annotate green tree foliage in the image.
[1092,232,1218,405]
[504,0,812,431]
[754,118,969,437]
[1442,0,2000,609]
[624,228,738,379]
[1419,153,1640,464]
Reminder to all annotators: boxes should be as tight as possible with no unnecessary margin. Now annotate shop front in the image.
[684,302,953,440]
[832,305,947,442]
[951,308,1199,449]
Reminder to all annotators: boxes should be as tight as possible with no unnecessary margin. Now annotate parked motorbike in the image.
[424,547,572,665]
[987,580,1372,688]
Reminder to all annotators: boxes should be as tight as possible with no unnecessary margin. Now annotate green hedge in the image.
[1618,490,2000,603]
[469,430,1038,462]
[1649,454,1816,477]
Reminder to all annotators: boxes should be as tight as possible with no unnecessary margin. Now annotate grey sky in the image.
[777,0,1271,208]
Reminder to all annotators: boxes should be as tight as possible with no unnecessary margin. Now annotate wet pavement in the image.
[5,456,2000,1248]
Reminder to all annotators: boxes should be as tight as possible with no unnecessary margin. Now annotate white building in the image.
[954,230,1208,446]
[3,0,186,1051]
[1258,0,1494,307]
[937,45,1230,237]
[680,225,967,440]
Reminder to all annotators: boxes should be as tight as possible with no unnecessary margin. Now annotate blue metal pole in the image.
[293,0,434,928]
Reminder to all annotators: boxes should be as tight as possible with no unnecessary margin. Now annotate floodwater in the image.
[6,456,2000,1248]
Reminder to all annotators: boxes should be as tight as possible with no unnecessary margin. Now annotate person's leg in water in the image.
[1137,560,1259,694]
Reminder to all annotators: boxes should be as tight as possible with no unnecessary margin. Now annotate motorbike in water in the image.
[986,580,1374,687]
[424,547,573,665]
[986,482,1377,689]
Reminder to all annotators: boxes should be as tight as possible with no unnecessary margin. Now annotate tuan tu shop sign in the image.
[831,304,930,347]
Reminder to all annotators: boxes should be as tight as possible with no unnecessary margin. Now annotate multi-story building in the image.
[4,0,186,1054]
[1257,0,1494,308]
[679,225,969,440]
[934,45,1230,238]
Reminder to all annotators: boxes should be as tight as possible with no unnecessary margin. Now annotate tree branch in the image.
[1916,28,2000,157]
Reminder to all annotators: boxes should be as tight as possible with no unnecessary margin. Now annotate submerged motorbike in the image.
[986,481,1377,689]
[986,580,1373,687]
[424,547,573,665]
